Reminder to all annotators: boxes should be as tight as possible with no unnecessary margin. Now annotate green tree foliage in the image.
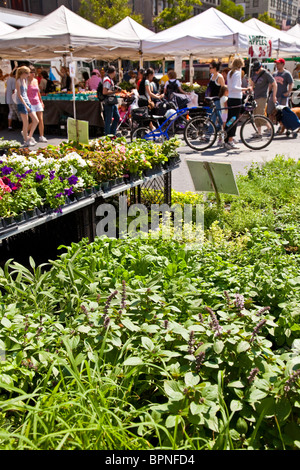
[217,0,245,21]
[257,12,280,29]
[153,0,202,32]
[78,0,143,29]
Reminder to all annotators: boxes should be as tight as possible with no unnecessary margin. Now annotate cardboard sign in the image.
[248,36,273,58]
[186,160,239,204]
[67,118,89,144]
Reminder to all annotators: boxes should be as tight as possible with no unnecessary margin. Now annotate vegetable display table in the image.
[43,100,104,128]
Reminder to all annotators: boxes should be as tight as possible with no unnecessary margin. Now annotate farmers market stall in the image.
[42,92,104,132]
[141,8,264,59]
[0,6,140,60]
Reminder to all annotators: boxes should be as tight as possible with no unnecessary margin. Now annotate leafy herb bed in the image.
[0,155,299,450]
[0,229,299,450]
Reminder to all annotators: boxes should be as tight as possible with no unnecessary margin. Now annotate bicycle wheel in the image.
[240,115,274,150]
[131,126,165,142]
[184,116,217,151]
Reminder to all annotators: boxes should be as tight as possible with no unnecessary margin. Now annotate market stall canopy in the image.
[141,7,266,59]
[0,6,140,60]
[286,23,300,39]
[244,18,300,57]
[106,16,156,60]
[0,19,16,36]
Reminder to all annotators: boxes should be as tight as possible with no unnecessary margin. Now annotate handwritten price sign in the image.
[248,36,273,58]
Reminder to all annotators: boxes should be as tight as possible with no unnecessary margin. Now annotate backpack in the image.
[165,80,179,100]
[280,106,300,131]
[97,80,104,101]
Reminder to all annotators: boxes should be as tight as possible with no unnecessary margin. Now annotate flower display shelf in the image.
[0,158,179,243]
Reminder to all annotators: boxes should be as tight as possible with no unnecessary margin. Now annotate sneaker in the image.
[224,142,233,150]
[230,142,240,149]
[8,127,13,131]
[39,136,48,142]
[224,141,239,150]
[250,133,262,140]
[25,138,36,147]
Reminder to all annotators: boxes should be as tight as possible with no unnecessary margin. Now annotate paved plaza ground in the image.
[1,126,299,193]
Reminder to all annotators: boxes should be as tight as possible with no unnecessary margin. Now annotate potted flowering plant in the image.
[0,138,21,156]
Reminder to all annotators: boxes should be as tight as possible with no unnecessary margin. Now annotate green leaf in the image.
[123,356,143,366]
[184,372,200,387]
[77,325,91,334]
[164,381,184,401]
[1,317,12,328]
[228,380,244,389]
[230,400,243,412]
[213,340,224,354]
[237,341,250,353]
[121,318,140,332]
[141,336,155,351]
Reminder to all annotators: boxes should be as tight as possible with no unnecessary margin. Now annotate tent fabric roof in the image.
[286,23,300,38]
[0,19,16,35]
[141,8,263,58]
[109,16,153,40]
[244,18,300,56]
[102,15,156,60]
[0,6,140,59]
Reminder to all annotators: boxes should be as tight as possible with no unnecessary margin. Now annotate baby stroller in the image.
[116,95,136,137]
[276,105,300,138]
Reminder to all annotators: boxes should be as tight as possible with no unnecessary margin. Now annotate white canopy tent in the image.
[244,18,300,57]
[0,20,16,36]
[286,24,300,39]
[0,6,140,60]
[141,8,265,59]
[107,16,155,71]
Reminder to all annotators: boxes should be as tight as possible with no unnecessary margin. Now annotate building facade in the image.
[235,0,300,28]
[0,0,80,17]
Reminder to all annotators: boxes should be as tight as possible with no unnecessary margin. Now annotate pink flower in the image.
[0,177,12,193]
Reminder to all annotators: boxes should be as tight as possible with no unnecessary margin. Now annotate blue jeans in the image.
[211,98,222,131]
[103,104,120,136]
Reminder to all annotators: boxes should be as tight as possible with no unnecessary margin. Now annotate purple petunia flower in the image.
[64,187,74,196]
[35,172,45,182]
[67,175,78,185]
[54,207,63,214]
[55,192,63,198]
[49,170,55,180]
[59,176,64,182]
[1,166,14,176]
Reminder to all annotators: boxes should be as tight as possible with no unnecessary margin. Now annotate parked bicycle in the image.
[131,100,199,142]
[184,93,275,151]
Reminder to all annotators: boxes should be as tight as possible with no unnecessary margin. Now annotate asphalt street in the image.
[1,126,299,193]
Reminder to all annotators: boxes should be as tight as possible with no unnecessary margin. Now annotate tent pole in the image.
[118,58,123,82]
[139,50,143,70]
[189,54,194,84]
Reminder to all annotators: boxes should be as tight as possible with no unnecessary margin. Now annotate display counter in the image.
[42,99,104,128]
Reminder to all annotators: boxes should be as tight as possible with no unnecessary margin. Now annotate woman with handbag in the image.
[102,65,120,136]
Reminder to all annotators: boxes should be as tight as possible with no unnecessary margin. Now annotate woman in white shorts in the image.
[27,65,47,142]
